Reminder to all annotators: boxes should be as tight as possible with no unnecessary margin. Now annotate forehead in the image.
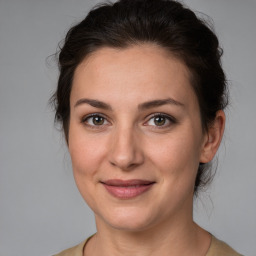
[71,44,197,109]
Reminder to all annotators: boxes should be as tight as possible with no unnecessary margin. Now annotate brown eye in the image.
[92,116,104,125]
[83,114,108,127]
[146,113,176,128]
[154,116,166,126]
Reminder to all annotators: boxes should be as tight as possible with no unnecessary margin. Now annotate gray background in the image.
[0,0,255,255]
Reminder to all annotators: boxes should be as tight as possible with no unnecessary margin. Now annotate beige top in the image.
[54,235,243,256]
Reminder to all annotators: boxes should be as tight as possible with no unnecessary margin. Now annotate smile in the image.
[101,179,155,199]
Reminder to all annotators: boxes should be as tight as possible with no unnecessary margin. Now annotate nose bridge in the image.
[108,123,144,170]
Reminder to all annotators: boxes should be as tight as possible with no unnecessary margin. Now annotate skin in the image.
[68,44,225,256]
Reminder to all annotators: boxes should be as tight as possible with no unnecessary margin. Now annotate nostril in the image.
[109,153,144,170]
[108,132,145,169]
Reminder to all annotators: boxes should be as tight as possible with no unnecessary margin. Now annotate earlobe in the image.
[200,110,226,163]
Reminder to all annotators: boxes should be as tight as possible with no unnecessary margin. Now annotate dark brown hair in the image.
[51,0,228,194]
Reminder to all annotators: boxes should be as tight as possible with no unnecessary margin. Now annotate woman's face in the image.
[68,44,209,231]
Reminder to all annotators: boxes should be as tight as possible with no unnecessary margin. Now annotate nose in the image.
[108,126,145,170]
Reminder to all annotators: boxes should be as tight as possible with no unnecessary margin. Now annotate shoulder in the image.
[53,239,87,256]
[206,236,243,256]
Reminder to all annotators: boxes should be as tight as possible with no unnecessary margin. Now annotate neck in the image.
[85,213,211,256]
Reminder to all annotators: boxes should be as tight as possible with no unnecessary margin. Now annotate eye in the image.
[82,114,109,128]
[146,113,176,128]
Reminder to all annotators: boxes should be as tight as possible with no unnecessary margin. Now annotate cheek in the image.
[68,125,107,175]
[146,130,201,184]
[69,142,104,213]
[69,140,95,178]
[68,126,109,203]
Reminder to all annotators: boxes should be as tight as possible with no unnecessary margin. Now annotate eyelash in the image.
[81,113,177,130]
[145,113,177,129]
[81,113,110,130]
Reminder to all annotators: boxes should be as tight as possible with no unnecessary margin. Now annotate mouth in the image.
[101,179,155,199]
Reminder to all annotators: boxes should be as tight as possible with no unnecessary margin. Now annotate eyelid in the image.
[144,112,177,128]
[81,113,111,128]
[81,112,177,130]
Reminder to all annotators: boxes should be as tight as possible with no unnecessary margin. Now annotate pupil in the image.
[154,116,165,126]
[93,116,104,125]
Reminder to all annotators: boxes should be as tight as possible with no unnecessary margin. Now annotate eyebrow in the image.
[74,98,113,110]
[138,98,184,110]
[74,97,184,110]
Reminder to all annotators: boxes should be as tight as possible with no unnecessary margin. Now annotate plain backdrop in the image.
[0,0,255,255]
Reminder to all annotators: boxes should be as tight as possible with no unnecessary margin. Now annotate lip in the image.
[101,179,155,199]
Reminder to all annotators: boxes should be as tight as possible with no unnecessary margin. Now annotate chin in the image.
[97,206,157,232]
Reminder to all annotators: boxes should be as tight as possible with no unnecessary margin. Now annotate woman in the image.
[52,0,243,255]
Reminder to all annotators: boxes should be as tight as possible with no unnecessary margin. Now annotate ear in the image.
[200,110,226,163]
